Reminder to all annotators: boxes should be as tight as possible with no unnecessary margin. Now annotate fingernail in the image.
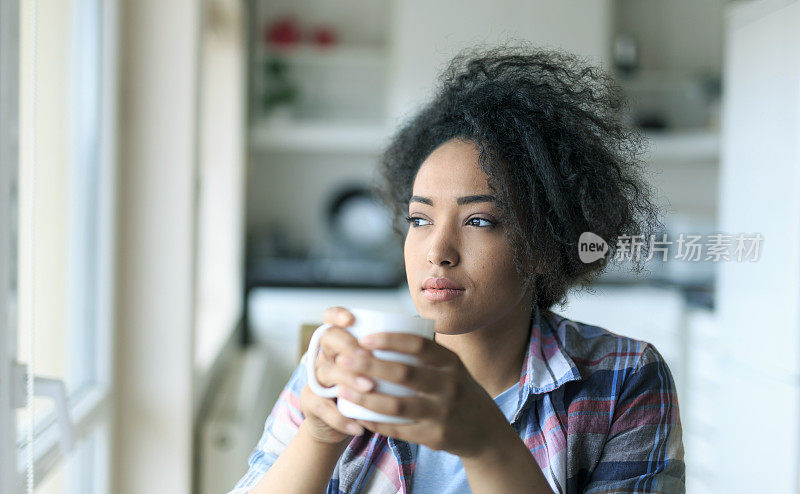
[355,377,374,391]
[346,423,363,435]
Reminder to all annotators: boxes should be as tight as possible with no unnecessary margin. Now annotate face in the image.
[404,138,532,335]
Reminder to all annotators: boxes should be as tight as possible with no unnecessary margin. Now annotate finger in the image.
[315,354,375,391]
[337,350,446,395]
[308,391,365,436]
[316,347,329,366]
[319,325,364,364]
[323,306,356,328]
[356,419,428,444]
[313,359,335,388]
[338,386,435,420]
[358,332,458,369]
[314,346,356,388]
[318,306,355,363]
[316,347,334,377]
[356,419,402,440]
[356,419,437,449]
[320,343,335,361]
[313,349,341,388]
[317,358,376,392]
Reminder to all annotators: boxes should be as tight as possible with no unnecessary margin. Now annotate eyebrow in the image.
[409,194,496,206]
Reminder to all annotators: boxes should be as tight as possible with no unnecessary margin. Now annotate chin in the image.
[425,310,471,332]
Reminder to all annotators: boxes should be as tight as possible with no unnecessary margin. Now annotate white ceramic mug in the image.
[304,308,435,423]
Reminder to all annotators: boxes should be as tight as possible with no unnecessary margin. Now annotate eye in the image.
[466,217,495,228]
[405,215,496,228]
[405,215,430,227]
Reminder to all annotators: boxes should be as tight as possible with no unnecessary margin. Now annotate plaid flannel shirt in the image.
[229,305,685,493]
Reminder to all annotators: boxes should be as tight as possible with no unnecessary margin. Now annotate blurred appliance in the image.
[199,346,276,494]
[247,183,404,288]
[613,32,639,74]
[596,213,717,296]
[616,71,719,130]
[323,184,396,256]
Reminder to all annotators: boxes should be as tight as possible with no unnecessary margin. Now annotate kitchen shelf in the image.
[250,122,720,158]
[249,118,394,153]
[256,42,389,68]
[643,129,720,163]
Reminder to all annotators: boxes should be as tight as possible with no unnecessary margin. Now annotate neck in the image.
[434,301,533,399]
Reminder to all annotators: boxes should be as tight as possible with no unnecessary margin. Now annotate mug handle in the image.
[304,323,339,398]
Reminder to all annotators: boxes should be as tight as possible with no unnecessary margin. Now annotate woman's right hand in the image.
[300,306,377,445]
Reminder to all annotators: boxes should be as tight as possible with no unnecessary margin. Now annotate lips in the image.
[422,277,464,290]
[423,288,464,301]
[422,277,465,302]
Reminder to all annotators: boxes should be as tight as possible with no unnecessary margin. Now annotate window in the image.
[194,0,247,400]
[0,0,117,491]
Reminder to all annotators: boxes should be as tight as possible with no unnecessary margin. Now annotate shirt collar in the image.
[518,305,583,396]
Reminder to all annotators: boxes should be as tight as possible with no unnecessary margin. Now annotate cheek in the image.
[404,231,427,259]
[403,234,414,262]
[469,244,519,287]
[403,235,422,276]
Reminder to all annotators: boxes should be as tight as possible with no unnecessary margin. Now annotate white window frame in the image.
[1,0,22,490]
[0,0,118,491]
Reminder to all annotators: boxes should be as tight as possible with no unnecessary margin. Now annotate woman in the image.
[230,44,685,493]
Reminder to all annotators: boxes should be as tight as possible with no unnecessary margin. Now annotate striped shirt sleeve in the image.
[227,351,311,493]
[584,344,686,494]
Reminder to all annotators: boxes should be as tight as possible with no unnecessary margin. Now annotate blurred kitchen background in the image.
[1,0,797,493]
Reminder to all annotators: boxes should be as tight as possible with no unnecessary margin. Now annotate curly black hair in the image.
[371,42,664,312]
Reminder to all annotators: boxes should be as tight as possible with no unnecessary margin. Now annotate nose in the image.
[426,226,460,267]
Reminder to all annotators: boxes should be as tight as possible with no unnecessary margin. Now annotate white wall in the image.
[386,0,612,123]
[114,0,200,492]
[716,1,800,492]
[247,0,613,250]
[614,0,729,74]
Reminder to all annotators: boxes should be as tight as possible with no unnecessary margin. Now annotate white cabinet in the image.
[715,1,800,492]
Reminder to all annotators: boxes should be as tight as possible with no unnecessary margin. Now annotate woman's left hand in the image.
[335,331,509,459]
